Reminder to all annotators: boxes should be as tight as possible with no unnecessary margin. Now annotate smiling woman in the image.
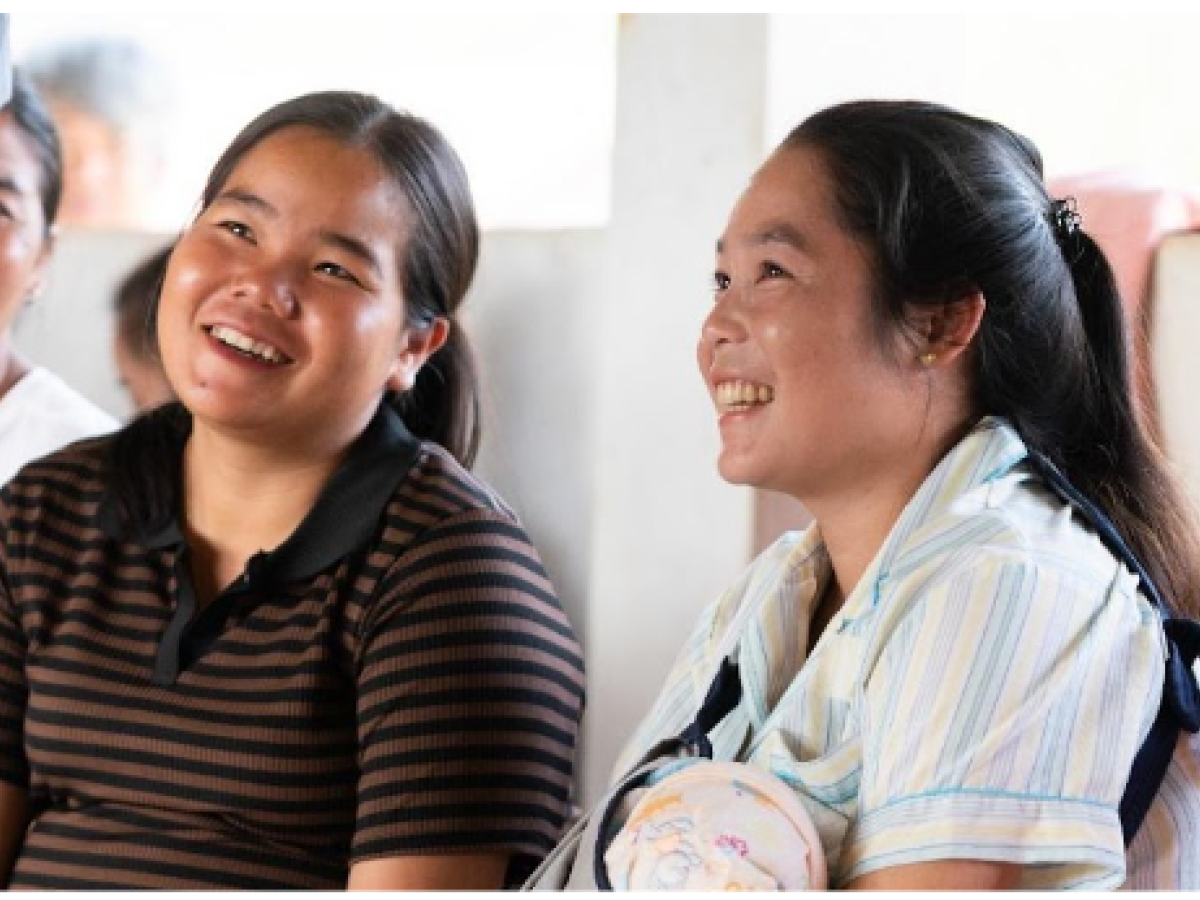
[0,91,585,890]
[0,71,116,482]
[577,99,1200,891]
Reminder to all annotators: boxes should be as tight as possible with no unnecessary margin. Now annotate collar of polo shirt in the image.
[97,399,424,586]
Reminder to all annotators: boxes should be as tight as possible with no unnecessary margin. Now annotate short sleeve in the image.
[844,552,1165,889]
[0,489,29,790]
[352,508,585,871]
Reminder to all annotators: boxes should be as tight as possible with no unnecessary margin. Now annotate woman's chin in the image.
[716,454,766,489]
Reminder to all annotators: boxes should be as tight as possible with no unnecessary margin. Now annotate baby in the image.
[604,758,827,891]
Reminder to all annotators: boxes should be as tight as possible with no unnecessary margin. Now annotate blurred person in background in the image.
[25,35,169,229]
[112,240,174,413]
[0,15,10,107]
[0,69,116,484]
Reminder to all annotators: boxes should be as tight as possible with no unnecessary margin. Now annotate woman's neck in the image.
[180,423,347,602]
[810,480,915,610]
[804,418,971,628]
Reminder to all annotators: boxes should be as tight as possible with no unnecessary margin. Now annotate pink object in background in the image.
[1049,170,1200,433]
[1049,171,1200,319]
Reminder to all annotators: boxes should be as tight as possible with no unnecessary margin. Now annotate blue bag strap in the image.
[679,654,742,757]
[1023,450,1200,844]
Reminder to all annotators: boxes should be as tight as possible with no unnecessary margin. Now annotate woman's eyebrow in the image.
[215,187,277,216]
[318,228,382,279]
[752,223,807,251]
[716,222,808,255]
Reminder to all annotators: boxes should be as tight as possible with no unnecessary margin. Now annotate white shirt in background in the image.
[0,367,118,485]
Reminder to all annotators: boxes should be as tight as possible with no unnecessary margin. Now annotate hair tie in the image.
[1049,196,1082,241]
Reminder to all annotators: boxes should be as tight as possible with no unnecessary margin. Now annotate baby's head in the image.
[605,759,827,890]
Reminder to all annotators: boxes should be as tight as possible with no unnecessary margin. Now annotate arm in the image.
[351,508,585,889]
[0,784,27,886]
[348,853,509,890]
[842,553,1162,888]
[847,860,1019,890]
[0,494,29,887]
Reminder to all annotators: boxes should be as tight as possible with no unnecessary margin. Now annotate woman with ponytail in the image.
[605,101,1200,890]
[0,92,583,890]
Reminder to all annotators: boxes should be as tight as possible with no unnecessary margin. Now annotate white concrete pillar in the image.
[582,13,768,802]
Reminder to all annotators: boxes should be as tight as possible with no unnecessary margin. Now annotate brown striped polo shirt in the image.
[0,403,585,889]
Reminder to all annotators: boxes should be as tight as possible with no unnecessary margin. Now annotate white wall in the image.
[581,14,767,802]
[469,230,604,646]
[768,12,1200,184]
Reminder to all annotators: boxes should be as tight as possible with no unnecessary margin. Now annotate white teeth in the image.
[208,325,287,364]
[716,380,774,411]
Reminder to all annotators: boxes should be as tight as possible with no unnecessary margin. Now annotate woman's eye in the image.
[712,271,731,292]
[315,261,361,286]
[760,261,787,280]
[218,220,254,241]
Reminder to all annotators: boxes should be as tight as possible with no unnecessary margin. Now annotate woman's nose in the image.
[698,290,748,378]
[232,265,299,317]
[701,290,746,353]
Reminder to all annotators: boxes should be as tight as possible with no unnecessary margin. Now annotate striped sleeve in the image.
[352,508,585,869]
[845,551,1165,888]
[0,490,29,790]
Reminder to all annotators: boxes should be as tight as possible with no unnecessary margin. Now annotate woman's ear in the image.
[24,225,57,306]
[914,292,986,368]
[387,317,451,392]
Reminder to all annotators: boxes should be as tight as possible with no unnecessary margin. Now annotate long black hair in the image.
[109,91,481,531]
[785,100,1200,618]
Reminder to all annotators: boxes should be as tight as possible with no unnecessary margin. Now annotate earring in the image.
[919,351,937,366]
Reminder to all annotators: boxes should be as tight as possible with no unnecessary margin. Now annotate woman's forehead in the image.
[216,128,408,226]
[721,149,836,245]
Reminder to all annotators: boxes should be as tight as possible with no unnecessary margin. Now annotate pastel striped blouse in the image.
[614,418,1199,889]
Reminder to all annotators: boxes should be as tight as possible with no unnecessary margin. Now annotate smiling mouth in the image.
[716,380,774,413]
[206,325,292,365]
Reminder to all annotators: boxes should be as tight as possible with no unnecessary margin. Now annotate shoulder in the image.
[0,370,118,484]
[357,446,584,704]
[4,368,119,435]
[2,429,112,505]
[889,463,1132,598]
[862,469,1156,679]
[382,441,524,544]
[0,433,115,569]
[367,441,570,625]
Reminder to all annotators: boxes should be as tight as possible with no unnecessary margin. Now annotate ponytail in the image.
[1044,232,1200,618]
[390,322,480,469]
